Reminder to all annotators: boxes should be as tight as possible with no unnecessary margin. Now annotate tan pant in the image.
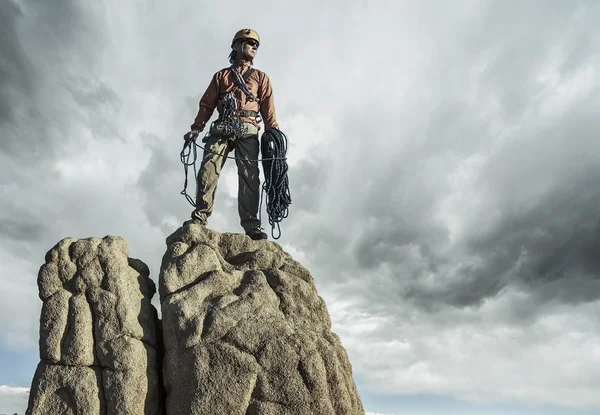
[191,123,261,232]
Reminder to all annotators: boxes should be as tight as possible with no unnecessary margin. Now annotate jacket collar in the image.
[233,58,252,71]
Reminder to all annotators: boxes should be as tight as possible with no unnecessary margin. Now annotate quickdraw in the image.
[205,92,247,142]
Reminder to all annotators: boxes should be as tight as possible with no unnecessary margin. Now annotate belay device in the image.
[180,65,291,239]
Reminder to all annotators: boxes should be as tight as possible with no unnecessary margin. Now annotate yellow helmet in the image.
[231,28,260,48]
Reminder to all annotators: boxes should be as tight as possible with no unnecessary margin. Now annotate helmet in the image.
[231,28,260,48]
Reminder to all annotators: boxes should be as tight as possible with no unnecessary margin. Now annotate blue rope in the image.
[230,65,257,101]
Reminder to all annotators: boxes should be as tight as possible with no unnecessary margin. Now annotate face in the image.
[239,39,258,60]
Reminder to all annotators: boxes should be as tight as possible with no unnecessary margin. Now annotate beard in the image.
[234,42,255,62]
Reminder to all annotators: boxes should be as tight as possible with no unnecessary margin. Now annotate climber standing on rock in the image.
[183,28,280,240]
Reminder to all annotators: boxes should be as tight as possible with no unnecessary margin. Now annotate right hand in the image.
[184,130,200,142]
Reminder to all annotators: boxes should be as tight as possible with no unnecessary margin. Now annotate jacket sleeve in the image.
[258,72,279,131]
[192,72,220,131]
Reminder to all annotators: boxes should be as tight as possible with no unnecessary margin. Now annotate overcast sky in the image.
[1,0,600,414]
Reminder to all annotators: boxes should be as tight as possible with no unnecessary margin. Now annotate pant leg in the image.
[234,125,261,232]
[191,137,230,223]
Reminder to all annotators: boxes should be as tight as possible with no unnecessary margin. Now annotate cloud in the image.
[328,285,600,409]
[1,0,599,412]
[0,0,32,126]
[0,385,29,414]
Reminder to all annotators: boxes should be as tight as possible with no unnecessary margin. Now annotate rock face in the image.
[27,236,163,415]
[159,223,365,415]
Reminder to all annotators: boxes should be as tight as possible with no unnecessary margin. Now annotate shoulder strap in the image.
[242,67,255,83]
[229,65,258,102]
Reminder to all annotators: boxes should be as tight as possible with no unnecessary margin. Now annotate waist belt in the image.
[234,110,258,118]
[215,110,258,122]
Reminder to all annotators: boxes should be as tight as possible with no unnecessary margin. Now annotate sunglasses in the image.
[245,40,259,48]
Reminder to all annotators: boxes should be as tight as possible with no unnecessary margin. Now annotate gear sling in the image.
[205,67,260,142]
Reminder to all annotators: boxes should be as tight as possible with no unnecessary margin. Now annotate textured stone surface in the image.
[27,236,163,415]
[160,223,365,415]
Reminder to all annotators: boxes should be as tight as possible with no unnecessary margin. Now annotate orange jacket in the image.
[192,60,279,132]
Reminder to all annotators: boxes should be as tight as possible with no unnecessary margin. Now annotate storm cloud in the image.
[1,0,600,413]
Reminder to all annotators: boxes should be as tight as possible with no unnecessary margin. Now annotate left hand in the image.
[184,130,200,142]
[261,132,272,143]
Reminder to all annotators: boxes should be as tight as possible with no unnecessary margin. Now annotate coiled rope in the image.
[180,128,291,239]
[260,129,291,239]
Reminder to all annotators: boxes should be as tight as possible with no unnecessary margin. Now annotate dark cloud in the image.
[0,0,122,265]
[468,173,600,302]
[64,74,122,140]
[2,1,600,407]
[287,158,330,213]
[370,167,600,311]
[26,0,90,43]
[464,1,599,121]
[136,136,185,227]
[280,0,600,318]
[0,0,114,158]
[346,124,600,312]
[0,0,32,124]
[0,218,47,243]
[65,76,120,112]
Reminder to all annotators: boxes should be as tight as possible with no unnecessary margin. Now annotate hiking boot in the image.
[246,227,268,240]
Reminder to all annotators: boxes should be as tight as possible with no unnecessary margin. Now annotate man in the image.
[183,29,280,240]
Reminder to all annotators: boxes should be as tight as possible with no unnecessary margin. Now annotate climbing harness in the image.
[203,66,260,142]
